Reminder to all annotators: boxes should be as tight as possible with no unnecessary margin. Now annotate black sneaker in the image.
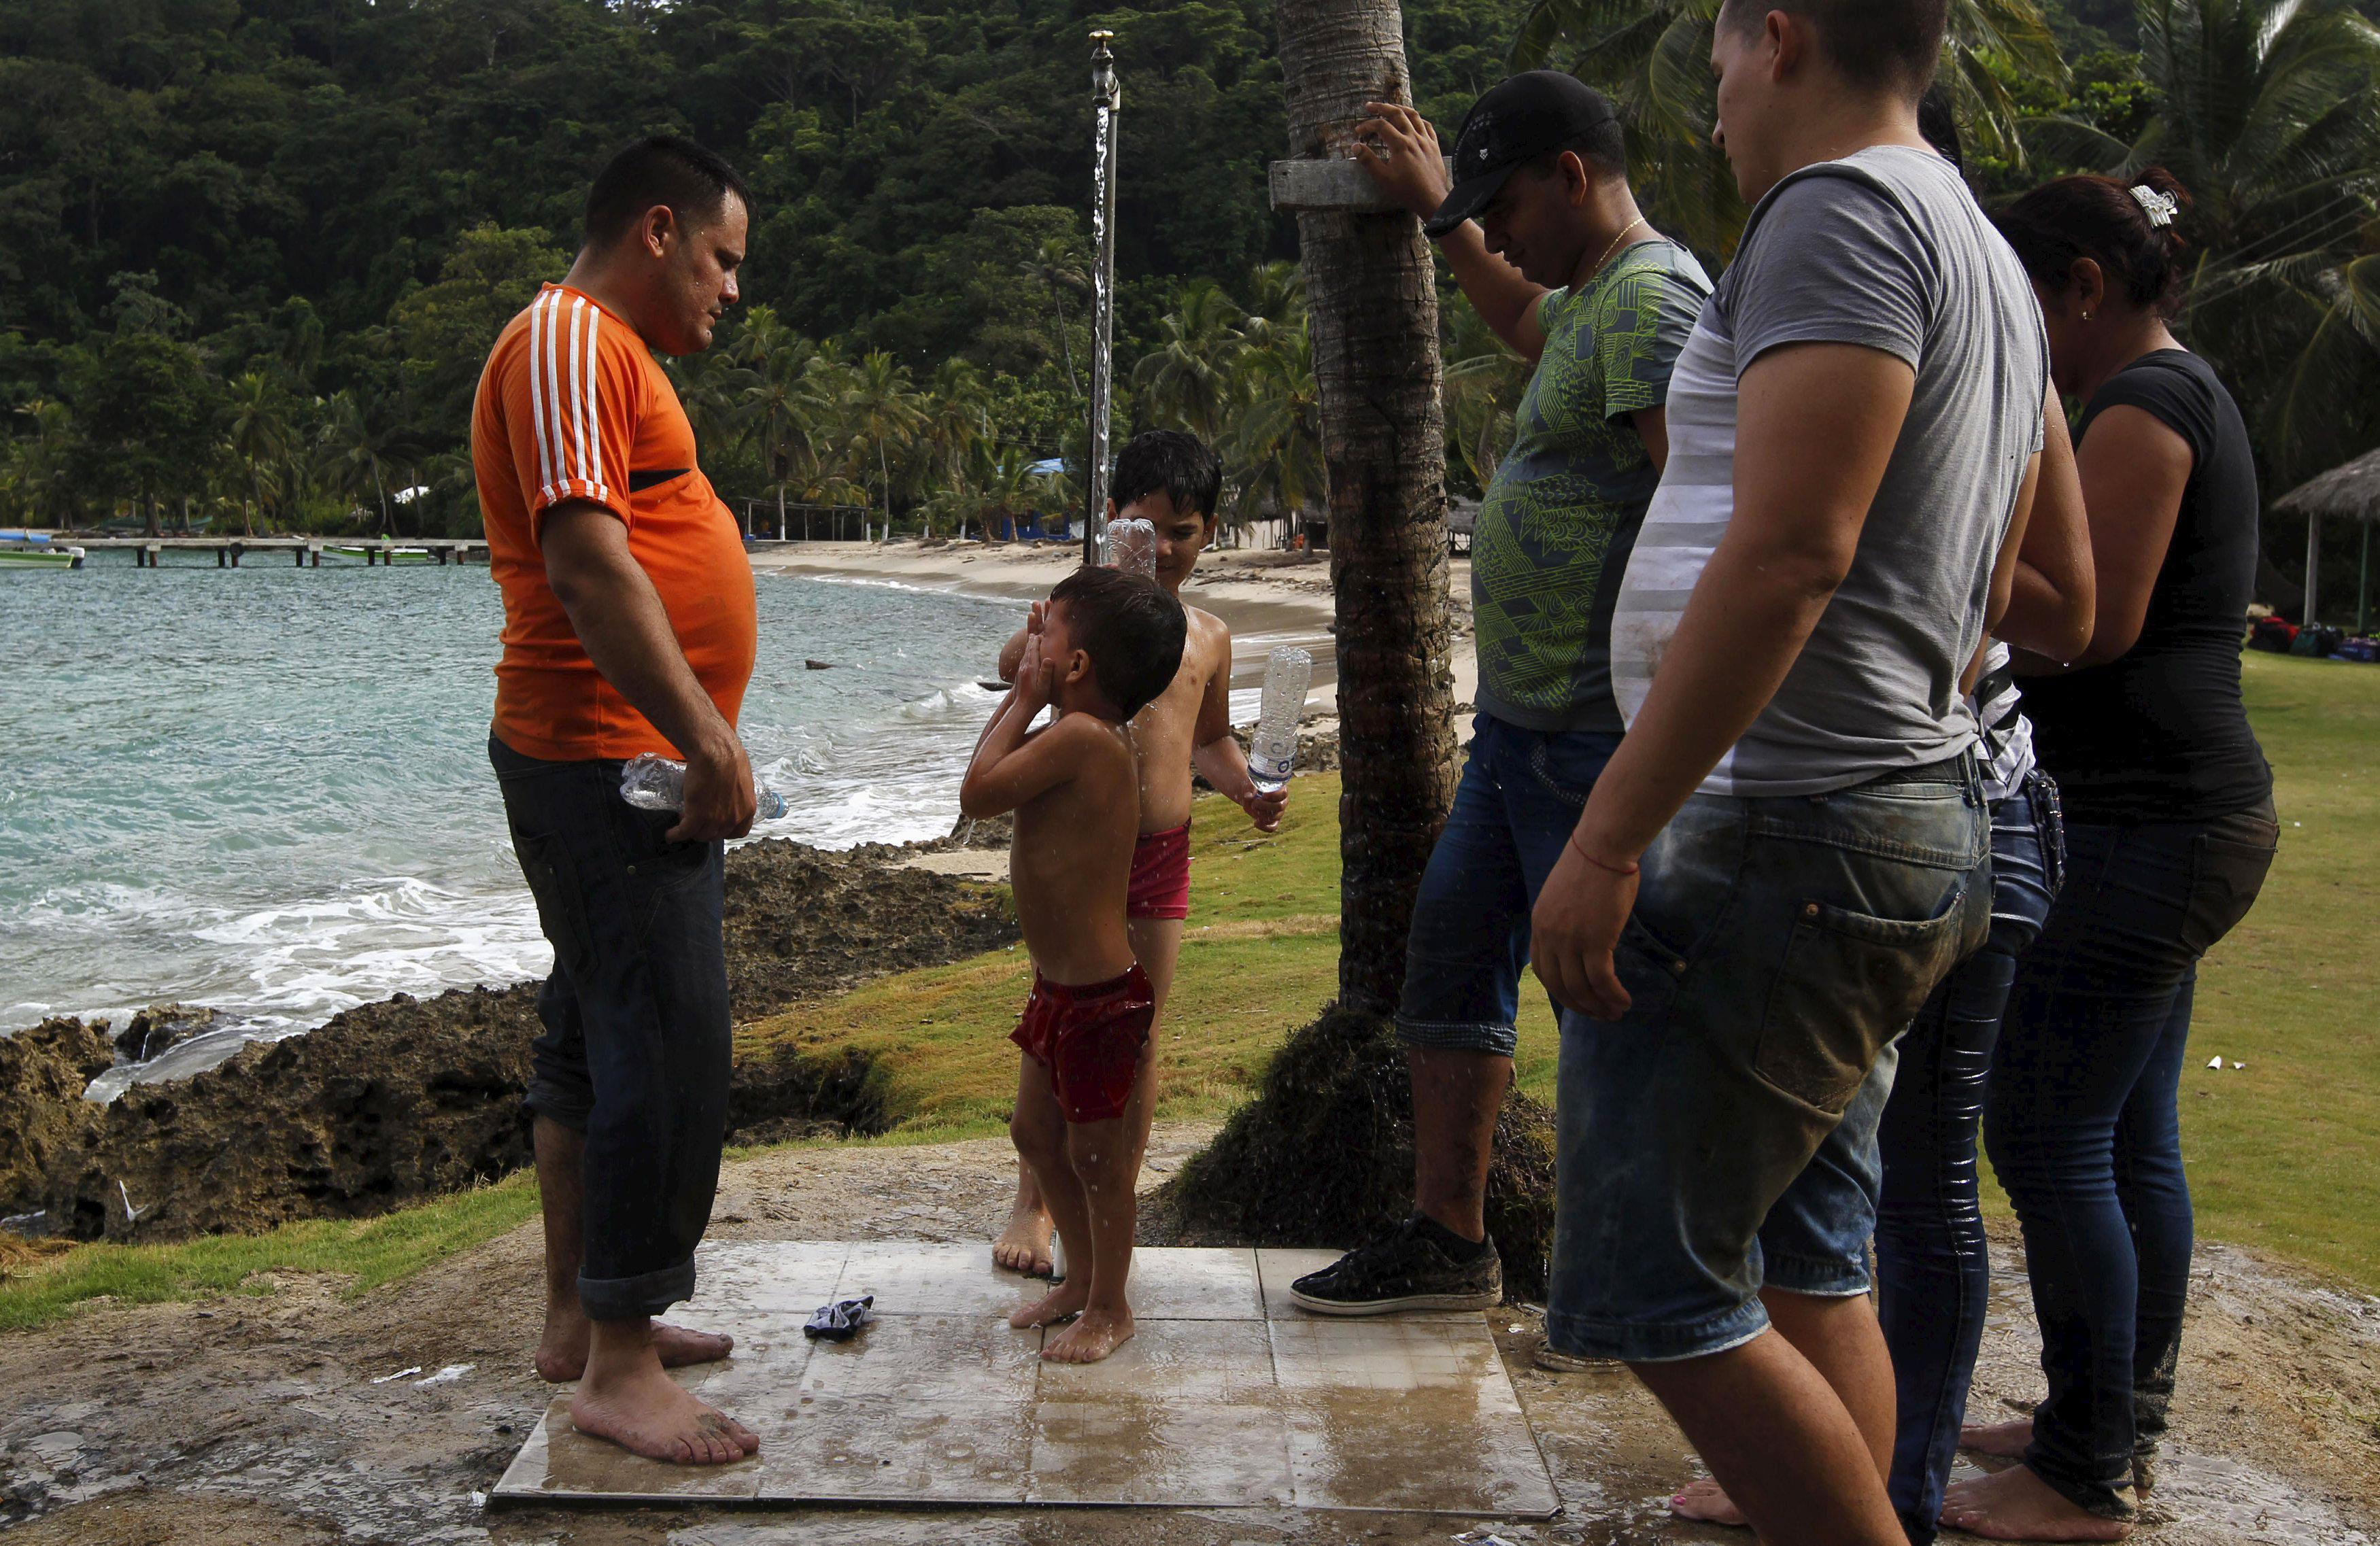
[1288,1218,1503,1316]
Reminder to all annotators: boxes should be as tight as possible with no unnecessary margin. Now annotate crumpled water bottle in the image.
[1104,517,1157,580]
[1247,646,1312,793]
[620,753,789,821]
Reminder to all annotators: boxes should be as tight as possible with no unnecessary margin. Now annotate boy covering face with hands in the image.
[959,565,1188,1362]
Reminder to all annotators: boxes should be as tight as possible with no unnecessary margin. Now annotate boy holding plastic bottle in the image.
[990,430,1292,1277]
[960,564,1188,1362]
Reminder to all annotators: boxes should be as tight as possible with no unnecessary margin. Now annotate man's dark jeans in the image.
[490,734,732,1323]
[1984,799,2279,1519]
[1875,772,2062,1544]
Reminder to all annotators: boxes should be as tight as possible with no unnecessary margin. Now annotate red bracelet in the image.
[1568,831,1640,877]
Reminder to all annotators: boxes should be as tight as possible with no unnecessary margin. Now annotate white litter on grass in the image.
[371,1366,423,1384]
[2208,1056,2224,1069]
[413,1363,474,1386]
[2232,1061,2245,1070]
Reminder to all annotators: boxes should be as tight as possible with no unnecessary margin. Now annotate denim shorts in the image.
[1396,715,1622,1057]
[1546,756,1990,1364]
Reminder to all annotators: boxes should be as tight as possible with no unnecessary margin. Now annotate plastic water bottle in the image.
[620,753,789,821]
[1246,646,1312,793]
[1105,517,1157,580]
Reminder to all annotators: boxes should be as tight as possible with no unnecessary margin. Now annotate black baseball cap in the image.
[1424,71,1623,239]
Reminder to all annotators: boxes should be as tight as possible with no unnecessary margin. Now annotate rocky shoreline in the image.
[0,837,1017,1246]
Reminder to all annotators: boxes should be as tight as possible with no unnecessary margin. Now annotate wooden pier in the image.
[72,538,488,568]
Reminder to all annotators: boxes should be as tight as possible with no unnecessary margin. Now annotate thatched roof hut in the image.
[2274,447,2380,630]
[2276,447,2380,524]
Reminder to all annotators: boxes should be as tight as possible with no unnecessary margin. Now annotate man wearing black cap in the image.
[1289,72,1710,1319]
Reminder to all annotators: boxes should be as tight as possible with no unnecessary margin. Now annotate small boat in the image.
[0,536,85,568]
[324,545,434,566]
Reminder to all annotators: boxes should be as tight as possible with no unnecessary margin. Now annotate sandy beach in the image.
[748,537,1483,712]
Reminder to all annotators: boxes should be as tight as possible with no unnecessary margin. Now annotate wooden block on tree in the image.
[1268,156,1452,213]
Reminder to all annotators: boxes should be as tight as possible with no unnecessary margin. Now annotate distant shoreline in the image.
[749,536,1480,706]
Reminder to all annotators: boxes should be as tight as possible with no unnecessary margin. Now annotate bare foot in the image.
[1043,1307,1135,1363]
[992,1203,1056,1277]
[1961,1415,2034,1457]
[1009,1279,1089,1330]
[537,1315,732,1383]
[568,1362,760,1466]
[1941,1465,2130,1541]
[1671,1477,1749,1527]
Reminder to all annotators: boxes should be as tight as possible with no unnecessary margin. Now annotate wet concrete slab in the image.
[492,1240,1558,1516]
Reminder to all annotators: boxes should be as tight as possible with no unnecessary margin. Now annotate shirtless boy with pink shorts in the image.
[961,565,1187,1362]
[991,431,1290,1277]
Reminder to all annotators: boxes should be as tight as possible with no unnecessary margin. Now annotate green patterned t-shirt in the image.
[1473,239,1712,732]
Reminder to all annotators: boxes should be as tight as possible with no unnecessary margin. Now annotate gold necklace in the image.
[1586,216,1648,284]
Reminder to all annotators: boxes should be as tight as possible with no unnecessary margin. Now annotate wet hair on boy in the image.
[1110,430,1223,528]
[1049,565,1188,722]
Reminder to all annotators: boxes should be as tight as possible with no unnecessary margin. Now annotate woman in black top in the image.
[1940,171,2280,1542]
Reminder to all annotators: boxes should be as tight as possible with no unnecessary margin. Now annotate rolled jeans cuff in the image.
[1759,1250,1873,1299]
[579,1256,698,1323]
[1394,1016,1519,1058]
[1544,1301,1772,1365]
[523,1078,594,1133]
[2024,1456,2139,1522]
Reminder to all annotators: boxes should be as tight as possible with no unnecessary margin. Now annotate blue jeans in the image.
[1397,714,1621,1057]
[490,734,734,1322]
[1983,799,2278,1519]
[1875,772,2064,1545]
[1548,757,1990,1363]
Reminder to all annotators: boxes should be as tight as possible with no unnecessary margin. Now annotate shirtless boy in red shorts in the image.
[991,431,1291,1277]
[960,565,1187,1362]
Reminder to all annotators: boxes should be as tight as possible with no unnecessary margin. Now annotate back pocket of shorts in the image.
[511,827,598,980]
[1753,887,1968,1114]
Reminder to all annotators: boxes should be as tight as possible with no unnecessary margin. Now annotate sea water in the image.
[0,552,1022,1090]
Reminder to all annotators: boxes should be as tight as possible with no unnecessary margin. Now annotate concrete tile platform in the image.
[492,1241,1559,1517]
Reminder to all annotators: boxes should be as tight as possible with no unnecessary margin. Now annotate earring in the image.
[2080,310,2094,322]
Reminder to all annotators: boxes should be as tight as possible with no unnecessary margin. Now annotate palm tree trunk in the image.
[1277,0,1455,1014]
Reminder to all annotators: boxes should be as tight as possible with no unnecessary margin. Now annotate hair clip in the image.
[2130,185,2179,228]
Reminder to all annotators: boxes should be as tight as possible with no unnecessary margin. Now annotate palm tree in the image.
[840,351,926,540]
[2028,0,2380,481]
[322,390,414,535]
[1278,0,1457,1012]
[1227,311,1329,534]
[1020,236,1091,398]
[1440,293,1534,494]
[921,358,996,535]
[1130,280,1248,445]
[0,400,82,529]
[224,373,288,536]
[1509,0,2067,253]
[726,306,825,538]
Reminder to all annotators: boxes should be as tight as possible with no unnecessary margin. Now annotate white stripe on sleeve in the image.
[526,292,555,498]
[583,306,605,502]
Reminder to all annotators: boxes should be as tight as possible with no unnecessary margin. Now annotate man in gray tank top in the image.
[1525,4,2052,1543]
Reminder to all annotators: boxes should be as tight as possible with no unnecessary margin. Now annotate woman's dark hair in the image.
[1994,168,2193,318]
[1917,82,1964,177]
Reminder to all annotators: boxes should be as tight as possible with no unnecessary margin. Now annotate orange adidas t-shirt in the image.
[472,284,758,761]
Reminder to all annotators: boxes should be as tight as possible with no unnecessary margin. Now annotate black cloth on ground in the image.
[2019,349,2272,825]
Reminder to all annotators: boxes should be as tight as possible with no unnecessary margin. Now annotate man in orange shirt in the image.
[475,136,761,1466]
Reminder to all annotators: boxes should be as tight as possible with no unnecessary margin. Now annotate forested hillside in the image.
[2,0,2375,548]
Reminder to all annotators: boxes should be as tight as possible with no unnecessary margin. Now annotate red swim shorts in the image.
[1127,821,1192,921]
[1010,963,1156,1123]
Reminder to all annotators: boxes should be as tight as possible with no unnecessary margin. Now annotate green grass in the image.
[0,1171,539,1332]
[10,659,2377,1328]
